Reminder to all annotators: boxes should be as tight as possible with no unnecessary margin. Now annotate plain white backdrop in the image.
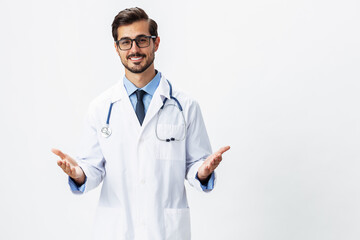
[0,0,359,239]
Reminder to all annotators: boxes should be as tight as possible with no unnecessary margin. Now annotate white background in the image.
[0,0,359,239]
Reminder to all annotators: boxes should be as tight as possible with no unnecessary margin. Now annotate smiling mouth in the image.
[129,56,143,62]
[128,54,145,62]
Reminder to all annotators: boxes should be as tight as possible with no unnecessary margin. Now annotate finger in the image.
[217,146,231,155]
[67,164,74,177]
[212,156,222,168]
[213,158,221,166]
[58,160,66,169]
[51,148,66,160]
[59,162,67,172]
[213,160,220,168]
[210,160,217,169]
[63,162,68,174]
[65,162,71,173]
[211,154,221,163]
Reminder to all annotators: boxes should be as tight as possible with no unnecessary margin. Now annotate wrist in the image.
[197,172,211,184]
[72,176,85,186]
[72,167,86,185]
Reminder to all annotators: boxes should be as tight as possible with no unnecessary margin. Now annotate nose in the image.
[129,39,140,52]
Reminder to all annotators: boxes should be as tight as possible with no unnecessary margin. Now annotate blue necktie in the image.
[135,89,146,125]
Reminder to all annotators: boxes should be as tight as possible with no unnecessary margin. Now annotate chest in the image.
[96,100,187,165]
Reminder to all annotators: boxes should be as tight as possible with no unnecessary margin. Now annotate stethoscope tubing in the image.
[106,102,114,125]
[101,80,186,141]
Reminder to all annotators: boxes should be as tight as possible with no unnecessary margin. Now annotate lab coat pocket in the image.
[164,208,191,240]
[92,206,128,240]
[156,124,186,161]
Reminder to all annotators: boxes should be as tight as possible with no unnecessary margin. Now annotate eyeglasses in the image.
[116,35,157,50]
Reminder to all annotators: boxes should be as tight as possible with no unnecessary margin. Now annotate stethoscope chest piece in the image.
[101,125,112,138]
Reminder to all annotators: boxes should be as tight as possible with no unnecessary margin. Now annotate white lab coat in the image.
[73,74,214,240]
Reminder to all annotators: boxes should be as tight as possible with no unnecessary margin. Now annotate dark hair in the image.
[111,7,158,42]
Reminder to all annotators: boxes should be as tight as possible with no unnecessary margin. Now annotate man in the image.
[52,7,230,240]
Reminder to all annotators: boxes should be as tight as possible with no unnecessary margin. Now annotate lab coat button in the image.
[140,179,145,184]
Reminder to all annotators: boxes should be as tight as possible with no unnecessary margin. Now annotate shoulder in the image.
[87,81,122,116]
[172,87,197,105]
[159,74,200,110]
[170,82,202,117]
[167,82,207,128]
[90,82,121,106]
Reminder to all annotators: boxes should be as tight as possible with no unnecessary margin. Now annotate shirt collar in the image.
[123,70,161,97]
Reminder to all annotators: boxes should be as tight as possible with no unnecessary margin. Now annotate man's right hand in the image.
[52,148,86,186]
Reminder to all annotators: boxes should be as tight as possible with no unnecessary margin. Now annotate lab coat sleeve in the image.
[68,175,86,194]
[196,172,215,191]
[185,100,215,192]
[69,101,106,194]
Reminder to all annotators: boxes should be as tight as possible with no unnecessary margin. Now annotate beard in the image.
[121,51,155,74]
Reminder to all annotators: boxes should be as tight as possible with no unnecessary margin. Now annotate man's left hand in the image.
[197,146,231,181]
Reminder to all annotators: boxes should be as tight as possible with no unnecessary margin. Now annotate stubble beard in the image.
[121,52,155,74]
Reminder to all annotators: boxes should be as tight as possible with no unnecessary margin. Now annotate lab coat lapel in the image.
[141,76,171,130]
[112,81,142,133]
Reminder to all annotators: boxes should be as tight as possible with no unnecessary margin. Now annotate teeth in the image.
[131,57,143,60]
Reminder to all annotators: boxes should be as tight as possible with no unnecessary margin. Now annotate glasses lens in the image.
[136,36,150,48]
[119,39,132,50]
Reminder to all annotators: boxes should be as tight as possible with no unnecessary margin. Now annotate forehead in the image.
[117,20,150,40]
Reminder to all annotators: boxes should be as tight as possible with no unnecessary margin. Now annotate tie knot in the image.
[135,89,146,101]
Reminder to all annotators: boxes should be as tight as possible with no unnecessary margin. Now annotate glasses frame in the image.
[116,35,157,51]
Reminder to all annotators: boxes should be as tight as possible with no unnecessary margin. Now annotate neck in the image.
[125,65,156,88]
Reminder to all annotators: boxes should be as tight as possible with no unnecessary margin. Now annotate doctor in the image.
[52,7,230,240]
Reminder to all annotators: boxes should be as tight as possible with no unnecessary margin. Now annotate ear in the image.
[114,42,121,56]
[154,36,160,52]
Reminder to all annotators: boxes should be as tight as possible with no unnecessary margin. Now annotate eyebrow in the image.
[119,34,147,41]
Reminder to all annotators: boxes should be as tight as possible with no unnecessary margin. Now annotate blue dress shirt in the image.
[69,70,214,192]
[123,70,161,113]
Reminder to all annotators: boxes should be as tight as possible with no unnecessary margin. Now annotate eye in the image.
[137,37,148,43]
[120,39,131,45]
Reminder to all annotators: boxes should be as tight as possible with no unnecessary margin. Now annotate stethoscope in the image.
[101,80,186,142]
